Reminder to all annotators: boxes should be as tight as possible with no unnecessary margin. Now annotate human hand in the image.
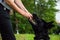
[23,12,32,19]
[26,13,33,21]
[27,13,36,24]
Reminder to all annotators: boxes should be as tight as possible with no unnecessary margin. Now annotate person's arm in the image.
[14,0,29,13]
[5,0,33,19]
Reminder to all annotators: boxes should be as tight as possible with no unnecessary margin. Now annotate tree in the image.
[10,0,58,34]
[34,0,58,34]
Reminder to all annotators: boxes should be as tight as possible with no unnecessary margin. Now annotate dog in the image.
[28,13,54,40]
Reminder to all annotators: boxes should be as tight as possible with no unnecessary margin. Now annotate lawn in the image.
[0,34,60,40]
[15,34,60,40]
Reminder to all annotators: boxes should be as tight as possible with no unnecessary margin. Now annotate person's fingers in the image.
[26,13,33,19]
[28,14,35,24]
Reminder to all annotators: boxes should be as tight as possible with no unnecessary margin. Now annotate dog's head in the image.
[32,14,43,23]
[28,13,42,27]
[29,13,54,29]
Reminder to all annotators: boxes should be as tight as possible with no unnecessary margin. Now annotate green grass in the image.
[15,34,25,40]
[15,34,60,40]
[50,34,60,40]
[0,34,60,40]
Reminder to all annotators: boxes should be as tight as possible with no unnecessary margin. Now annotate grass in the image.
[0,34,60,40]
[15,34,60,40]
[50,34,60,40]
[15,34,25,40]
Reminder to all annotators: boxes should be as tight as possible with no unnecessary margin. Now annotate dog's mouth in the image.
[31,20,36,24]
[28,14,38,25]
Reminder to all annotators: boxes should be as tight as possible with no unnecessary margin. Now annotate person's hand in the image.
[23,12,35,23]
[26,13,33,21]
[28,13,36,25]
[27,13,36,24]
[24,12,33,20]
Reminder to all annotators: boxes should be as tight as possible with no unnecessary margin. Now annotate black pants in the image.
[0,4,16,40]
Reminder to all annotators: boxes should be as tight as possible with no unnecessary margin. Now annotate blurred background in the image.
[0,0,60,40]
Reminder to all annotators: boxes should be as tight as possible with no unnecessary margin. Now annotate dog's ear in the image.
[47,21,54,25]
[47,21,54,29]
[48,21,54,24]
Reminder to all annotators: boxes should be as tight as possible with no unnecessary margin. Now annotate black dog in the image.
[29,14,54,40]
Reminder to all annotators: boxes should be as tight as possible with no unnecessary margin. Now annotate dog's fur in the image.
[29,14,54,40]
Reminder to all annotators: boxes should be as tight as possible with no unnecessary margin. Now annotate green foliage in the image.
[35,0,56,21]
[11,12,33,33]
[10,0,34,33]
[34,0,58,34]
[22,0,34,13]
[10,0,58,34]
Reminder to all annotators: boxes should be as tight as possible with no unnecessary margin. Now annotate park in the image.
[0,0,60,40]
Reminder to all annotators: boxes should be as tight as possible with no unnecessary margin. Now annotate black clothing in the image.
[0,4,16,40]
